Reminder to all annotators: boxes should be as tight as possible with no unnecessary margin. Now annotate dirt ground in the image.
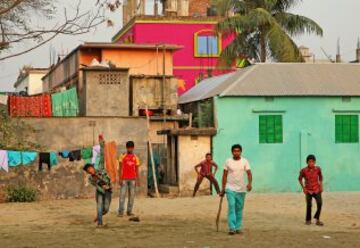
[0,192,359,248]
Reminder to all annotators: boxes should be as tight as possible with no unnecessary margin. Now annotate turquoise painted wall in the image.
[213,96,360,192]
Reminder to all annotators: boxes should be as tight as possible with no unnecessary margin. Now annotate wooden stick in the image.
[145,106,160,198]
[216,196,224,232]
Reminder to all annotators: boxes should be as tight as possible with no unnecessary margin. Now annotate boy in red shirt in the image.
[298,154,324,226]
[193,153,220,197]
[118,141,140,217]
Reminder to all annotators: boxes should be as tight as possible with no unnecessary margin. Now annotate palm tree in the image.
[215,0,323,65]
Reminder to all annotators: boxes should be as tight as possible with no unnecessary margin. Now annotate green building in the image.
[180,64,360,192]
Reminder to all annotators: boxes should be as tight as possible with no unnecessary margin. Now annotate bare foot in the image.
[93,216,98,223]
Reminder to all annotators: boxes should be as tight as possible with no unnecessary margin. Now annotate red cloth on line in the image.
[8,95,52,117]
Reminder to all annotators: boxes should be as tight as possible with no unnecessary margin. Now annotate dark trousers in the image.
[306,193,322,221]
[193,174,220,197]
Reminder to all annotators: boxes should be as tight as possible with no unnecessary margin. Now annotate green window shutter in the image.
[335,115,359,143]
[335,115,343,143]
[259,116,267,143]
[274,115,283,143]
[350,115,359,142]
[259,115,283,144]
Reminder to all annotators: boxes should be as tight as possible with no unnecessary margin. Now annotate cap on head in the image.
[126,141,135,148]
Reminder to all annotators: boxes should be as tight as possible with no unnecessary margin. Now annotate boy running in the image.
[298,154,324,226]
[118,141,141,217]
[193,153,220,197]
[220,144,252,235]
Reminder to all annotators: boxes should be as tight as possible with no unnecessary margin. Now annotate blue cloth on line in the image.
[7,151,22,167]
[22,152,37,165]
[8,151,38,167]
[59,150,70,159]
[50,152,58,166]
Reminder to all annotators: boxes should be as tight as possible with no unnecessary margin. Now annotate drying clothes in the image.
[59,150,70,158]
[8,94,52,117]
[104,141,118,183]
[50,152,58,166]
[0,150,9,172]
[39,152,58,171]
[81,147,93,160]
[69,150,81,162]
[51,88,79,117]
[21,152,37,165]
[92,145,100,164]
[8,151,22,167]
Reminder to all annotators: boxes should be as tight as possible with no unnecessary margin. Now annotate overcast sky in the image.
[1,0,359,91]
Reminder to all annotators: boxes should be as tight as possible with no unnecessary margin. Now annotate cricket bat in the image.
[216,196,224,232]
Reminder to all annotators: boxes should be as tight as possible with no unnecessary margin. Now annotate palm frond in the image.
[274,12,323,36]
[267,22,303,62]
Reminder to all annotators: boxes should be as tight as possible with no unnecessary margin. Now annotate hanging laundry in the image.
[8,151,22,167]
[81,147,92,159]
[59,150,70,159]
[104,141,118,183]
[8,94,52,117]
[21,152,37,165]
[0,150,9,172]
[50,152,58,167]
[39,152,57,171]
[51,88,79,117]
[69,150,81,162]
[92,145,101,169]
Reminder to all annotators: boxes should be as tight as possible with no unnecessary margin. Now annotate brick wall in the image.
[189,0,209,17]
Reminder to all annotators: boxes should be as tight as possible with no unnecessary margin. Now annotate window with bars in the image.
[335,115,359,143]
[259,115,283,144]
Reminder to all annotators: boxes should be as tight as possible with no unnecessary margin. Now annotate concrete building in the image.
[180,63,360,192]
[42,42,181,116]
[157,128,216,196]
[112,15,235,95]
[13,67,48,95]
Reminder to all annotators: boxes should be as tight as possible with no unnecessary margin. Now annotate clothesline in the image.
[0,144,100,173]
[0,141,119,183]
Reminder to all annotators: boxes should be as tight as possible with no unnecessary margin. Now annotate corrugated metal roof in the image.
[178,72,237,104]
[179,64,360,103]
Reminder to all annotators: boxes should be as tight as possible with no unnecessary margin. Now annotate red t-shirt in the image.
[199,160,217,176]
[299,166,323,194]
[119,153,140,180]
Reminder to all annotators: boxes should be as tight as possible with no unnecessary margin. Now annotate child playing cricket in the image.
[298,154,324,226]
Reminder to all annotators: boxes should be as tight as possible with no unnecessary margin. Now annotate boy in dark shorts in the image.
[298,154,324,226]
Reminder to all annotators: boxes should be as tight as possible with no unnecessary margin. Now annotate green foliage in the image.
[215,0,323,64]
[6,184,38,202]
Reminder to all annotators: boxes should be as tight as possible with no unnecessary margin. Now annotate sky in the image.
[1,0,359,91]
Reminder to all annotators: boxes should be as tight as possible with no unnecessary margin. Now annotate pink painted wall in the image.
[116,22,234,95]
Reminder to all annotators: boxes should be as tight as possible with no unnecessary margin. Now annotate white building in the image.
[13,67,48,95]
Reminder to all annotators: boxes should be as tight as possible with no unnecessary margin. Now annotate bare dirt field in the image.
[0,192,359,248]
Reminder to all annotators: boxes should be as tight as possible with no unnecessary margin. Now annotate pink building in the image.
[112,16,234,95]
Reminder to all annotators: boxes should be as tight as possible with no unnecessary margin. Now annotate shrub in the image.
[6,185,38,202]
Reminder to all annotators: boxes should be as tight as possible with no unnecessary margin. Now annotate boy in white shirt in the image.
[220,144,252,235]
